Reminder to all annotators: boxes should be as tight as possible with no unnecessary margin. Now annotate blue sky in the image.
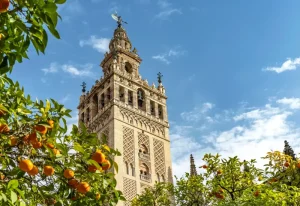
[9,0,300,177]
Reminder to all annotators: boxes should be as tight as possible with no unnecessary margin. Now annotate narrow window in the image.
[107,87,111,101]
[150,101,155,116]
[81,112,84,123]
[100,93,105,108]
[125,162,129,175]
[86,108,90,122]
[119,86,125,102]
[128,90,133,105]
[157,173,160,182]
[130,163,135,176]
[158,104,163,119]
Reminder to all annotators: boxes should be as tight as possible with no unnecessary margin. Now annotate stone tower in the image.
[77,21,173,205]
[190,154,197,176]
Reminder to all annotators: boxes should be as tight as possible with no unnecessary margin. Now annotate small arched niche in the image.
[137,88,146,111]
[140,144,148,154]
[140,163,149,175]
[125,62,133,74]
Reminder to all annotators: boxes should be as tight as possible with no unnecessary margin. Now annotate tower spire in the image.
[190,154,197,176]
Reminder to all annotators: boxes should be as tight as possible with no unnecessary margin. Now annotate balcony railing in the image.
[140,174,151,183]
[139,152,150,161]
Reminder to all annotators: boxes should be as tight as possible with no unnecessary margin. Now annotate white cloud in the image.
[152,48,186,64]
[180,102,214,122]
[59,94,71,104]
[41,63,96,78]
[155,0,182,20]
[62,64,94,78]
[277,97,300,109]
[155,9,182,20]
[42,63,59,74]
[79,36,110,54]
[264,57,300,73]
[171,99,300,179]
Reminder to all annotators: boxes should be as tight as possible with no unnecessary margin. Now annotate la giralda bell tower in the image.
[77,16,173,206]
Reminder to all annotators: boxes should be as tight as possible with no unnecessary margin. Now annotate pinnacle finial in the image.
[111,13,128,28]
[157,72,163,84]
[190,154,197,176]
[81,82,86,93]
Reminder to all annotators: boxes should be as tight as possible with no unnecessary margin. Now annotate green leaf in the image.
[8,180,19,189]
[0,66,10,75]
[45,99,51,112]
[11,191,17,204]
[113,161,118,173]
[74,142,85,154]
[47,25,60,39]
[55,0,66,4]
[43,2,58,13]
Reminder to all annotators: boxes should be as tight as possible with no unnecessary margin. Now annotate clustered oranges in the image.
[91,150,111,172]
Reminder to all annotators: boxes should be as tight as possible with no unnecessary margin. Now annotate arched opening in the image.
[161,175,165,182]
[86,108,90,122]
[92,94,98,118]
[141,144,148,154]
[137,89,146,111]
[140,163,149,175]
[125,62,133,74]
[130,163,135,176]
[125,162,129,175]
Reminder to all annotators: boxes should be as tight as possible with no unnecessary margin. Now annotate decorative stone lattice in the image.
[153,139,166,176]
[123,126,135,164]
[123,177,137,206]
[138,132,150,152]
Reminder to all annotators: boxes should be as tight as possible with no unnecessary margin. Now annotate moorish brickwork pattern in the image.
[154,138,166,177]
[123,177,137,206]
[123,126,135,165]
[138,132,150,151]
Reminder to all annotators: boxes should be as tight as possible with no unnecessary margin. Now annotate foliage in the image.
[133,151,300,206]
[283,140,296,160]
[0,0,64,73]
[0,75,125,205]
[131,182,173,206]
[0,0,125,205]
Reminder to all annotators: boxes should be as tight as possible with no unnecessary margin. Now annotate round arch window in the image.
[125,62,133,74]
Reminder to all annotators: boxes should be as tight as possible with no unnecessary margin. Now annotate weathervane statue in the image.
[111,12,128,27]
[157,72,163,84]
[81,82,86,93]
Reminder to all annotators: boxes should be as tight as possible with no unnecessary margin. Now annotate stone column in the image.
[146,98,151,114]
[155,102,159,118]
[114,84,119,101]
[133,90,137,108]
[124,88,128,105]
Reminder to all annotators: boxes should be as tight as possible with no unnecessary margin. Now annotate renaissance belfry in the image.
[77,14,173,206]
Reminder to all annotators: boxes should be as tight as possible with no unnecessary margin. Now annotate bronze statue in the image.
[81,82,86,93]
[157,72,163,84]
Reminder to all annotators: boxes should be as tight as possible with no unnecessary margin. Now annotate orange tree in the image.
[133,151,300,205]
[0,0,125,205]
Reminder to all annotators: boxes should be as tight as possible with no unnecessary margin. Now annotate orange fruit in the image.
[0,174,5,180]
[202,165,208,169]
[35,125,47,135]
[52,148,60,155]
[0,123,9,133]
[88,165,97,173]
[297,162,300,169]
[96,193,100,200]
[43,166,55,176]
[32,141,42,149]
[27,165,39,176]
[284,162,290,167]
[9,136,17,146]
[77,182,90,194]
[0,0,9,13]
[68,179,79,188]
[92,150,105,163]
[254,190,259,197]
[48,120,54,129]
[23,134,30,144]
[63,169,74,179]
[46,142,55,149]
[19,159,34,172]
[28,133,37,143]
[217,170,222,175]
[101,159,111,171]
